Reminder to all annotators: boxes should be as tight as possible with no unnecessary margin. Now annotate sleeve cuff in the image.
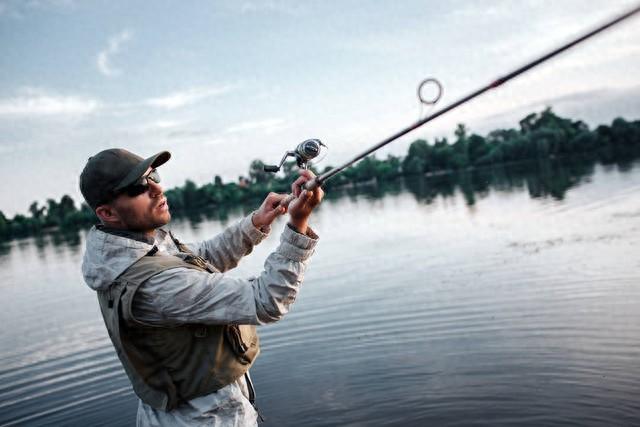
[277,223,319,262]
[241,213,269,244]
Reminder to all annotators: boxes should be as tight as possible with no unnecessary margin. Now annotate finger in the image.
[291,176,307,197]
[266,192,286,204]
[267,192,286,200]
[296,189,312,210]
[306,188,323,207]
[298,169,316,179]
[267,205,286,220]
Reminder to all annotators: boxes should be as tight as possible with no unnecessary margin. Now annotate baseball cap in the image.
[80,148,171,210]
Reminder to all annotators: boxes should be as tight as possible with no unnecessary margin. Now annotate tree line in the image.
[1,108,639,242]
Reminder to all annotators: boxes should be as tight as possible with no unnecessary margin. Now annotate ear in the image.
[95,204,121,224]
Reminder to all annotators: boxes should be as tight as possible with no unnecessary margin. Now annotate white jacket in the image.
[81,214,318,426]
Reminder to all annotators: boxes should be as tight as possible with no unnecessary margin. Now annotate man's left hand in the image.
[252,192,288,231]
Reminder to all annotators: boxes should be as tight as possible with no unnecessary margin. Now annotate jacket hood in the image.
[81,226,172,291]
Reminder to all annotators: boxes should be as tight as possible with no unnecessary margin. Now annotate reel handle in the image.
[263,165,280,173]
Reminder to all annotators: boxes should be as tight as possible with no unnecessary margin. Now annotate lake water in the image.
[1,159,639,426]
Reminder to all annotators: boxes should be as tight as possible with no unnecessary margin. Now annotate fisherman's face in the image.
[109,167,171,234]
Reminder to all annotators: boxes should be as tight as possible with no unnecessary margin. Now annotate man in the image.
[79,148,323,426]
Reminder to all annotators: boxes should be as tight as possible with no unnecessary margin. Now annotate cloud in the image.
[141,119,187,131]
[144,85,237,110]
[224,118,290,135]
[437,84,640,139]
[0,83,237,120]
[96,30,132,77]
[0,88,101,117]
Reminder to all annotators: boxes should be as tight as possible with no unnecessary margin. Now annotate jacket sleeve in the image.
[185,213,269,273]
[132,225,319,326]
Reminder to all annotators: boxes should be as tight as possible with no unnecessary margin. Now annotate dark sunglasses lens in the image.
[148,170,160,183]
[121,170,160,198]
[125,184,148,197]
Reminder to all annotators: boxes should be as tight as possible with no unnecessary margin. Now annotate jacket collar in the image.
[96,224,156,245]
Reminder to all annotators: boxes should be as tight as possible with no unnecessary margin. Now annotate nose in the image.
[148,179,163,198]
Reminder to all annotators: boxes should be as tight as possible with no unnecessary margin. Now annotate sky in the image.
[0,0,639,216]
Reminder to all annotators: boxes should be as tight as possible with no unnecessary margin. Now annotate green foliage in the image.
[248,159,271,184]
[397,109,639,180]
[0,210,9,238]
[2,108,639,242]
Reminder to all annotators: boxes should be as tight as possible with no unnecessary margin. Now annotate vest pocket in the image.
[224,325,251,364]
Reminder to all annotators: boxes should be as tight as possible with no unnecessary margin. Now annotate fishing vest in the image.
[96,235,260,411]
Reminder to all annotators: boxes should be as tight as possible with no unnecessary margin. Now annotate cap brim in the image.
[114,151,171,191]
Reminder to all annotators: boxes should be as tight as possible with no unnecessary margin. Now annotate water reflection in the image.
[334,155,635,210]
[31,229,83,250]
[177,202,256,231]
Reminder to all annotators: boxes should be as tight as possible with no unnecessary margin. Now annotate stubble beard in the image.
[117,203,171,234]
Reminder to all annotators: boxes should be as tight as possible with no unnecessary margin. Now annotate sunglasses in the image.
[122,169,161,198]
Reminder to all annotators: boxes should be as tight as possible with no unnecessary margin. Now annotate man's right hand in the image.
[288,170,324,235]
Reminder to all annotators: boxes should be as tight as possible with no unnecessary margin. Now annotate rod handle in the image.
[277,178,322,207]
[279,193,296,207]
[304,177,322,191]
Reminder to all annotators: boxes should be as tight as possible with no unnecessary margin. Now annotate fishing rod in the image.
[266,3,640,198]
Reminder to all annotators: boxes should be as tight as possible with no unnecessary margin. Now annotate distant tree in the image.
[59,195,77,216]
[467,134,489,164]
[384,155,402,178]
[10,214,34,237]
[431,138,453,170]
[248,159,271,184]
[237,176,250,188]
[45,198,61,226]
[354,156,376,181]
[29,202,46,221]
[402,139,429,174]
[453,123,469,167]
[403,156,426,175]
[519,112,538,133]
[454,123,467,140]
[182,180,199,208]
[0,210,8,238]
[611,117,634,145]
[165,188,184,211]
[569,131,597,152]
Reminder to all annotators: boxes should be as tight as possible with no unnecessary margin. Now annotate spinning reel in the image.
[263,139,327,172]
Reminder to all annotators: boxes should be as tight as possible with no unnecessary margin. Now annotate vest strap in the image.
[245,373,265,422]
